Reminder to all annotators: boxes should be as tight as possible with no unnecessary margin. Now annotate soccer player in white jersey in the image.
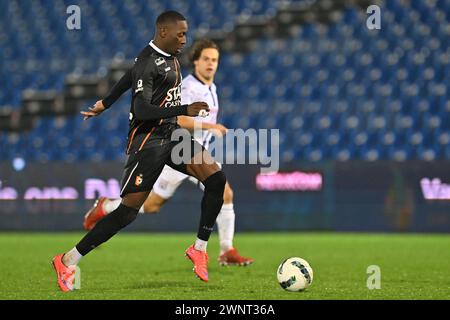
[84,39,253,266]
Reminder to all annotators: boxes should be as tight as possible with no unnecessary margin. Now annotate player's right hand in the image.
[187,102,209,117]
[80,100,106,120]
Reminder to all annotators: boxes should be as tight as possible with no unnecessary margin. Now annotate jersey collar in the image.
[192,73,215,90]
[193,73,207,85]
[149,40,171,57]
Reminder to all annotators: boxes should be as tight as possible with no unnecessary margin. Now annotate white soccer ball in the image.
[277,257,313,292]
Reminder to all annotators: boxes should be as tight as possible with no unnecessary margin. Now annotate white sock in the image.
[63,247,83,266]
[104,199,121,214]
[194,238,208,252]
[216,203,235,254]
[104,199,145,214]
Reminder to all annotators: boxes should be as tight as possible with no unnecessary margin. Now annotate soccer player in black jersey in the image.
[82,40,254,267]
[52,11,226,291]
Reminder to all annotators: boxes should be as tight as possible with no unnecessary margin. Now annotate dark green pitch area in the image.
[0,232,449,300]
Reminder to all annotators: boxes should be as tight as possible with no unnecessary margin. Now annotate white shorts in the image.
[152,162,221,199]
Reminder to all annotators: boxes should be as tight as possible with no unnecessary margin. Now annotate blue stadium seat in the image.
[1,1,449,162]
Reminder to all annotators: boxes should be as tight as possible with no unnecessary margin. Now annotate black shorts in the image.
[119,138,205,197]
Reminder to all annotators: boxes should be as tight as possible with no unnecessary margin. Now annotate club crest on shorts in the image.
[135,174,143,186]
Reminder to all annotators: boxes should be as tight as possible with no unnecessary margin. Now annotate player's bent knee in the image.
[144,203,162,214]
[143,193,167,213]
[203,170,226,196]
[223,185,233,203]
[121,192,149,210]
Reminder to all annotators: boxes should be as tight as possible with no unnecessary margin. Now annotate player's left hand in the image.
[80,100,106,120]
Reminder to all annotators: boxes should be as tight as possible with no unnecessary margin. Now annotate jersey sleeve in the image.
[102,68,132,108]
[132,61,188,121]
[132,60,156,100]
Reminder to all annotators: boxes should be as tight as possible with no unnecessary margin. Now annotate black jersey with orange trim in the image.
[127,44,183,154]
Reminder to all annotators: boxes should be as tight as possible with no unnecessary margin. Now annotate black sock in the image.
[197,171,226,241]
[76,204,139,256]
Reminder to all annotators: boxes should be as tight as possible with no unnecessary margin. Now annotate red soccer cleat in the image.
[51,254,76,292]
[185,245,209,282]
[218,248,254,266]
[83,197,108,230]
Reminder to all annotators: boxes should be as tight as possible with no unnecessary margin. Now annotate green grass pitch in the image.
[0,232,449,300]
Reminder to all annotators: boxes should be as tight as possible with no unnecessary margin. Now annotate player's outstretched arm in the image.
[134,96,210,121]
[102,68,132,108]
[80,69,132,120]
[177,116,228,136]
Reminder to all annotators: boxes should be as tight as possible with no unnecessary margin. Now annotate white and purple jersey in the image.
[181,74,219,149]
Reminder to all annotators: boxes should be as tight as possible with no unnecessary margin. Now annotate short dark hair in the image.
[189,38,219,63]
[156,11,186,26]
